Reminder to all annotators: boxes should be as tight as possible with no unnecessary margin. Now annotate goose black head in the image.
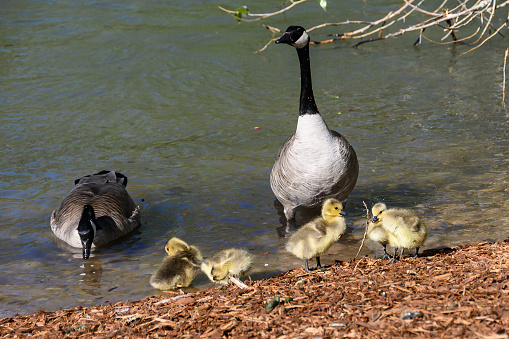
[77,205,97,259]
[276,26,309,49]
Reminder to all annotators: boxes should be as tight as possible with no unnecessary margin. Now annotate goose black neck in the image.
[296,44,319,116]
[78,205,95,260]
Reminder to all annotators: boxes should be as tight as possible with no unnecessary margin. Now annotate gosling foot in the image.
[413,247,420,259]
[316,257,322,270]
[304,259,310,272]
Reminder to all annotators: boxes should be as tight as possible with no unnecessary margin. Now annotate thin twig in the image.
[503,48,508,108]
[229,277,249,289]
[254,38,278,53]
[218,0,307,22]
[460,11,509,55]
[353,201,371,262]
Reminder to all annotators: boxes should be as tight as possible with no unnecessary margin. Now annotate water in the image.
[1,0,508,318]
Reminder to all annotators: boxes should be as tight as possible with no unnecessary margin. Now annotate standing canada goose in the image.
[150,238,202,290]
[201,248,253,285]
[50,170,141,259]
[270,26,359,230]
[367,204,390,259]
[285,198,347,272]
[371,203,428,263]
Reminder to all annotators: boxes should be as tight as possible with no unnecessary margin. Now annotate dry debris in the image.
[2,241,509,338]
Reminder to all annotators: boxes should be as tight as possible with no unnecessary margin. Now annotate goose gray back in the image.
[270,26,359,228]
[50,170,141,259]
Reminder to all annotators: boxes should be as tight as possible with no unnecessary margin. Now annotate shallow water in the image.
[1,0,508,318]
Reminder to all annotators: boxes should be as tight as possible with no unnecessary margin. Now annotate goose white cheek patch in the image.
[292,31,309,49]
[90,219,97,236]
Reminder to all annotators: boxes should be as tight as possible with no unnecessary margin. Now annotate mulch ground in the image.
[2,241,509,338]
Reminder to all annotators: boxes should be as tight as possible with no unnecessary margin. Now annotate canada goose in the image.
[285,198,347,272]
[50,170,141,259]
[201,248,253,285]
[150,238,202,290]
[270,26,359,230]
[367,204,390,259]
[371,203,427,263]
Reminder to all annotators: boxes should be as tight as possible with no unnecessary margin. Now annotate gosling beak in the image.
[340,210,347,217]
[372,216,379,223]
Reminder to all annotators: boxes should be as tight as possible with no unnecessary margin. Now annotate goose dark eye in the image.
[335,207,339,210]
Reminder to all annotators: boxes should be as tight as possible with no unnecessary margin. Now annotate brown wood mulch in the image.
[2,241,509,339]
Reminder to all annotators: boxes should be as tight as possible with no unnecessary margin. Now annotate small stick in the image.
[353,256,365,271]
[503,48,508,108]
[353,201,370,261]
[229,277,249,289]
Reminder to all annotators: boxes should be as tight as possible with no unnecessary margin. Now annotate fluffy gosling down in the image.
[150,237,203,290]
[285,198,347,272]
[367,212,390,260]
[201,248,253,285]
[371,203,428,263]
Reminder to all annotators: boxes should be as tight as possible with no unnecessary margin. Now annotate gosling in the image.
[371,203,427,263]
[285,198,347,272]
[201,248,253,285]
[367,204,390,260]
[150,237,202,290]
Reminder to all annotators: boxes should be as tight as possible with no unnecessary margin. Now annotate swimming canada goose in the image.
[50,170,141,259]
[201,248,253,285]
[285,198,347,272]
[270,26,359,230]
[150,237,203,290]
[367,204,390,259]
[371,202,428,263]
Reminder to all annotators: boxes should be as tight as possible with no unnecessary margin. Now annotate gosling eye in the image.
[334,207,339,210]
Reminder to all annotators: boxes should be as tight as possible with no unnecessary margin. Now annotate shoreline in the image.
[2,240,509,338]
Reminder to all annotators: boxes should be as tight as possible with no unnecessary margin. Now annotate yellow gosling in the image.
[201,248,253,285]
[165,237,192,256]
[285,198,347,272]
[371,202,428,263]
[367,220,390,260]
[150,238,202,290]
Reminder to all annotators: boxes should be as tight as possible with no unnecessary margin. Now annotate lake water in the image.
[1,0,508,318]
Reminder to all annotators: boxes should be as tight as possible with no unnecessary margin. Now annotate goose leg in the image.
[285,219,296,235]
[389,247,399,264]
[414,247,420,259]
[399,249,404,261]
[381,244,390,260]
[304,259,310,272]
[316,256,322,270]
[284,207,296,234]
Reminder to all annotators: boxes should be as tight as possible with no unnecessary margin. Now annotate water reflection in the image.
[80,258,103,288]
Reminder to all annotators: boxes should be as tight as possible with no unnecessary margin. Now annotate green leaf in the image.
[319,0,327,11]
[234,6,249,23]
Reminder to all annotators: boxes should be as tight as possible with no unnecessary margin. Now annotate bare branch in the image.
[221,0,508,54]
[502,48,508,108]
[353,201,371,262]
[218,0,308,22]
[461,11,509,55]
